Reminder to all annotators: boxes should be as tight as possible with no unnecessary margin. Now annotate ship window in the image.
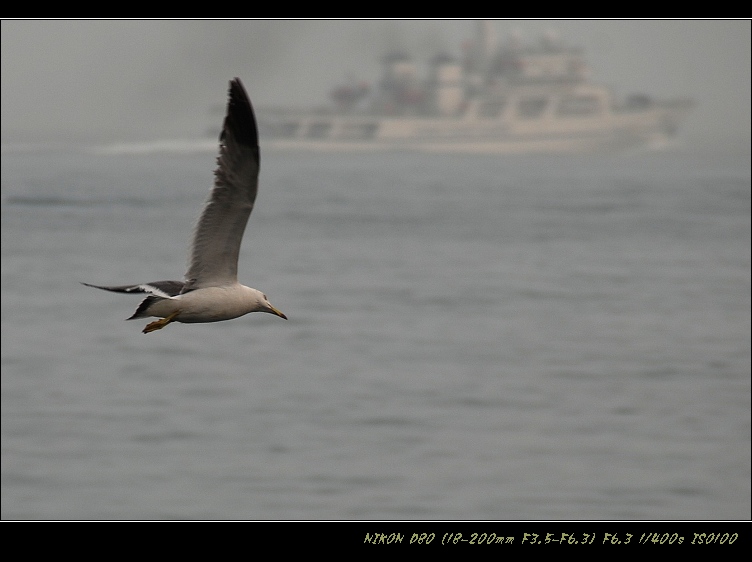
[517,97,548,118]
[280,122,300,137]
[557,95,601,116]
[362,123,378,139]
[479,99,506,118]
[307,122,332,138]
[340,123,379,140]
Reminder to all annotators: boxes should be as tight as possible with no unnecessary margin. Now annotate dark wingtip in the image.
[223,77,258,149]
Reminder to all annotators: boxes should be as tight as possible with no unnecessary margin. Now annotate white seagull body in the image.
[84,78,286,333]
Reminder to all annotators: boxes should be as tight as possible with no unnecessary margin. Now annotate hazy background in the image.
[2,19,750,521]
[2,19,750,153]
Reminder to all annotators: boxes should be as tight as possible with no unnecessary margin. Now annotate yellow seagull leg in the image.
[142,310,181,334]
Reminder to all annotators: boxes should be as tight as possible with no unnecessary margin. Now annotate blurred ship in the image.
[260,22,694,154]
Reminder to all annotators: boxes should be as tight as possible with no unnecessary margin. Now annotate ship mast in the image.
[476,20,497,73]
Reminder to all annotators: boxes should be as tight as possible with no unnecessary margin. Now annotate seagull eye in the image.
[263,294,268,301]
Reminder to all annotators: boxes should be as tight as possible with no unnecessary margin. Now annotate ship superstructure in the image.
[261,22,693,153]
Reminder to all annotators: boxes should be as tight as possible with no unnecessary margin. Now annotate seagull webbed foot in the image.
[142,310,181,334]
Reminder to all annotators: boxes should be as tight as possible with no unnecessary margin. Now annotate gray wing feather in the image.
[183,78,260,291]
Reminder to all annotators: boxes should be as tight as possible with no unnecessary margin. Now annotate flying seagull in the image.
[83,78,287,334]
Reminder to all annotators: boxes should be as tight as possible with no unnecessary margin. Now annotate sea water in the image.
[1,144,749,520]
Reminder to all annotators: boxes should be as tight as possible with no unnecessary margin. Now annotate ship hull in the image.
[261,100,693,155]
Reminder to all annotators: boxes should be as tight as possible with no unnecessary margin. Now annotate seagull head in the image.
[244,286,287,319]
[262,293,287,320]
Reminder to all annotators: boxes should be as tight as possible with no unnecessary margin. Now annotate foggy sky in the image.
[1,19,750,152]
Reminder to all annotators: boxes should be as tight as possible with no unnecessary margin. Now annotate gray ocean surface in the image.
[1,144,750,520]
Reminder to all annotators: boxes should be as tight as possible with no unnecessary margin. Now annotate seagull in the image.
[83,78,287,334]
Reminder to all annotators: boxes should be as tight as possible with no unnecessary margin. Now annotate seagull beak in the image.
[268,305,287,320]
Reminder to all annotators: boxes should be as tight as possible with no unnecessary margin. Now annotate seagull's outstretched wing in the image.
[81,281,184,298]
[183,78,260,292]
